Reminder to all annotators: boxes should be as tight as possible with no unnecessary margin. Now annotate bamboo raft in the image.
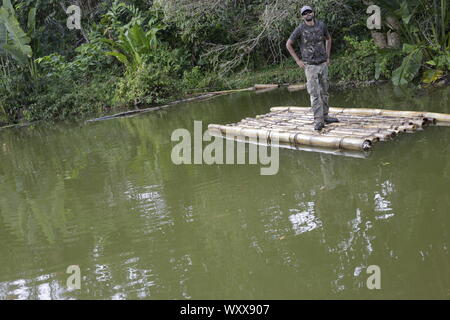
[208,106,450,152]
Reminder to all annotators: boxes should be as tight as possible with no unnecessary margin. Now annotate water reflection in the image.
[288,203,322,236]
[374,180,395,213]
[0,84,449,299]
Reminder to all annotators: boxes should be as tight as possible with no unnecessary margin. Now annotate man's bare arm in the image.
[325,35,332,65]
[286,39,305,69]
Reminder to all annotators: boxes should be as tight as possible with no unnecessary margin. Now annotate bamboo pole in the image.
[204,87,254,95]
[268,114,404,125]
[269,109,431,127]
[208,124,373,151]
[287,84,306,91]
[239,117,396,140]
[243,119,386,134]
[209,104,450,154]
[271,117,403,131]
[271,106,311,113]
[267,110,409,121]
[266,112,428,131]
[241,122,385,142]
[256,119,399,135]
[188,87,254,96]
[271,106,450,123]
[254,84,279,90]
[208,129,370,159]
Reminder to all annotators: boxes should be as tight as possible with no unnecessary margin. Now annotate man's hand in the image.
[297,60,306,69]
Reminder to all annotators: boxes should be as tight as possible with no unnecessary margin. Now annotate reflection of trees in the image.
[288,127,450,298]
[333,83,449,114]
[209,123,450,299]
[0,86,449,299]
[0,92,277,299]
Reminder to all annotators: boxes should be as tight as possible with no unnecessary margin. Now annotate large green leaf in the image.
[375,62,381,80]
[422,69,444,84]
[128,24,149,53]
[27,7,36,35]
[397,1,413,25]
[102,23,161,71]
[105,51,130,66]
[392,48,423,85]
[0,18,6,44]
[118,33,134,55]
[0,6,32,62]
[402,43,416,54]
[3,43,29,65]
[146,28,160,49]
[2,0,14,14]
[102,37,134,68]
[100,38,118,47]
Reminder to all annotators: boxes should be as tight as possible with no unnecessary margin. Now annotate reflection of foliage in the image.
[1,83,450,298]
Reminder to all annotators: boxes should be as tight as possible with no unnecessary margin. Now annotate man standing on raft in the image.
[286,5,339,131]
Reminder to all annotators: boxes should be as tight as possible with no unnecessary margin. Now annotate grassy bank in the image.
[0,47,414,127]
[0,55,379,127]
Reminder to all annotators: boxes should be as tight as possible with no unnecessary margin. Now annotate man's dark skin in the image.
[286,10,332,69]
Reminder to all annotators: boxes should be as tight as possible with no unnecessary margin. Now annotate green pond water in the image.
[0,84,449,300]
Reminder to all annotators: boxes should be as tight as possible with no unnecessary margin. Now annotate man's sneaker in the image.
[324,116,339,124]
[314,122,324,131]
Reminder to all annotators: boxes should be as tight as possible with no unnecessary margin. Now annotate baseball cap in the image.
[300,5,313,15]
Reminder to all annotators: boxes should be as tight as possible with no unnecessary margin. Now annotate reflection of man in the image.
[319,154,338,190]
[286,5,339,131]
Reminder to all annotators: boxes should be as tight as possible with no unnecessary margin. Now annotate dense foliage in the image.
[0,0,448,125]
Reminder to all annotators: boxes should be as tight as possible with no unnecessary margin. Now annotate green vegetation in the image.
[0,0,448,126]
[374,0,449,85]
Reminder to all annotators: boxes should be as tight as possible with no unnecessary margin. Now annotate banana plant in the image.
[391,43,424,86]
[375,0,449,85]
[0,0,38,78]
[102,23,160,71]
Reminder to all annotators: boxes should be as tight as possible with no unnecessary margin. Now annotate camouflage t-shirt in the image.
[289,20,330,65]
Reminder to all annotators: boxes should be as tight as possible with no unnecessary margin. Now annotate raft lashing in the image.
[208,106,450,152]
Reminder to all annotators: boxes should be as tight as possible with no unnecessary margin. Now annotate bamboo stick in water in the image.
[270,106,449,123]
[254,84,279,90]
[208,124,372,151]
[239,117,395,140]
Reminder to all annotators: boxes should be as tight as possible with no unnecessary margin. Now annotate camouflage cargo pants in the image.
[305,62,329,125]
